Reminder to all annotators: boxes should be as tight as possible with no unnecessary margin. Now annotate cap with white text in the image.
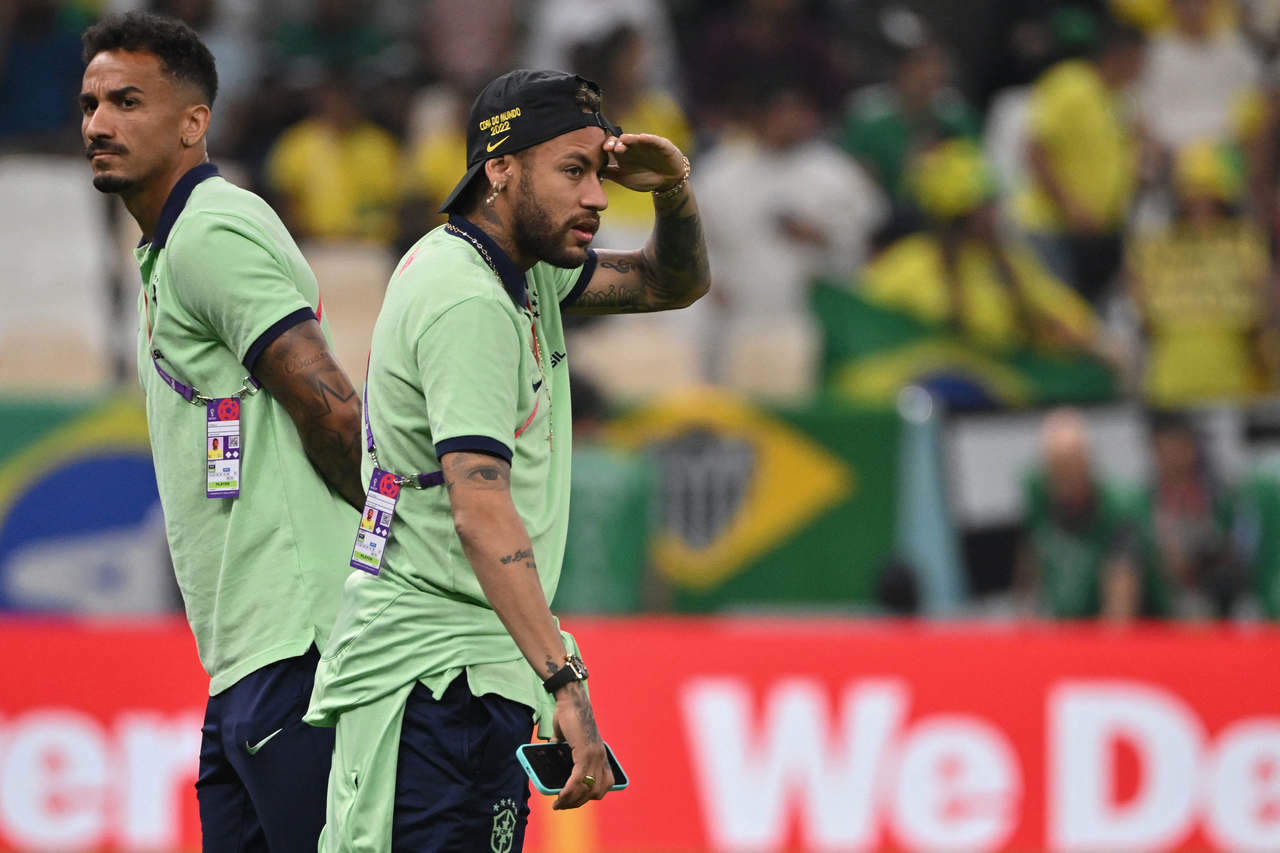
[438,69,620,214]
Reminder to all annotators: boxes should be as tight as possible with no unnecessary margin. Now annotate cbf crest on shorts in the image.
[490,797,517,853]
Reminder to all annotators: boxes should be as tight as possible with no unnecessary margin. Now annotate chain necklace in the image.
[444,222,554,449]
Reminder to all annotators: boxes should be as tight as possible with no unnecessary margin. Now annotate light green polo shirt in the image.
[135,164,357,695]
[307,216,593,727]
[306,216,593,850]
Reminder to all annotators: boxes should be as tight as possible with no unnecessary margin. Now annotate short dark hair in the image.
[575,80,602,114]
[82,11,218,106]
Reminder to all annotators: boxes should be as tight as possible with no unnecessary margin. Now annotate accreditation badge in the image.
[205,398,243,498]
[351,468,400,575]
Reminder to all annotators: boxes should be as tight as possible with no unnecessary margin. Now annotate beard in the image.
[92,173,137,194]
[511,171,587,269]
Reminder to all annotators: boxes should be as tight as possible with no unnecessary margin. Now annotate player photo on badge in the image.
[208,436,222,460]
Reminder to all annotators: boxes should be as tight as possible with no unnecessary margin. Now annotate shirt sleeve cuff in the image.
[434,435,513,464]
[243,307,317,372]
[559,250,597,309]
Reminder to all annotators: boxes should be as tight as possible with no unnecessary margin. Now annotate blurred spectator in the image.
[1135,410,1247,618]
[265,73,401,243]
[400,82,469,255]
[0,0,91,152]
[418,0,513,89]
[1138,0,1264,159]
[687,0,847,133]
[841,21,980,203]
[1232,453,1280,619]
[1015,20,1147,304]
[966,0,1109,109]
[570,24,693,249]
[1016,408,1168,621]
[858,141,1107,366]
[148,0,262,150]
[1127,141,1275,405]
[694,81,886,395]
[523,0,679,94]
[271,0,389,69]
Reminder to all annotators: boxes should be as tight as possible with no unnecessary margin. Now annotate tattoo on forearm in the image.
[572,280,649,311]
[563,681,602,741]
[655,201,707,282]
[498,547,536,569]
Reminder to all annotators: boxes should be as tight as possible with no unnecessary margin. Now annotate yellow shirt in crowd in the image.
[266,119,402,242]
[1015,60,1138,233]
[861,233,1098,351]
[410,128,468,210]
[1129,220,1269,404]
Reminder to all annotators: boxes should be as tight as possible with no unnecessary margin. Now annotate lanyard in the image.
[151,348,259,406]
[144,269,258,406]
[363,373,444,490]
[444,221,553,447]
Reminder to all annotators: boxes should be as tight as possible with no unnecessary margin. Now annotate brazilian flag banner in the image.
[812,281,1118,408]
[604,389,902,612]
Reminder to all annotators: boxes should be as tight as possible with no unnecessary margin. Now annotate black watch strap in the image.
[542,654,588,694]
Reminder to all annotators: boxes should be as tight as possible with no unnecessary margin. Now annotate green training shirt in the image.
[307,215,594,730]
[135,164,357,695]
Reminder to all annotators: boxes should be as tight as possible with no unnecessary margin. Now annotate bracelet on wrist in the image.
[652,155,692,200]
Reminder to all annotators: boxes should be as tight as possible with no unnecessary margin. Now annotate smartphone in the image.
[516,741,629,795]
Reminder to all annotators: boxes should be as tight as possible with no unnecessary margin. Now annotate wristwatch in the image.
[542,654,589,694]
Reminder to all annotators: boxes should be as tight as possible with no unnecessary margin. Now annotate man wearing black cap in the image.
[304,69,708,850]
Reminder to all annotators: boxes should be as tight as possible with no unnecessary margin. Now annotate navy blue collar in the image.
[446,215,527,307]
[141,162,221,250]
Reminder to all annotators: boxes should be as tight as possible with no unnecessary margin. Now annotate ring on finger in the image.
[583,774,596,788]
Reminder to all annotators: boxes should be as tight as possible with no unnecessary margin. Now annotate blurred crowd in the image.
[9,0,1280,620]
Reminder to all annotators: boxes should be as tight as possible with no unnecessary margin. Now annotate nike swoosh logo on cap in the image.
[487,136,510,152]
[245,728,284,756]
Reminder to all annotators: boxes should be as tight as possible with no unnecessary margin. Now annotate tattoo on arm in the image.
[653,195,708,285]
[573,192,709,314]
[442,454,512,494]
[256,322,365,509]
[571,275,650,312]
[498,547,536,569]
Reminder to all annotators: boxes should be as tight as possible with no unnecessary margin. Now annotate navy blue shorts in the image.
[195,646,334,853]
[392,675,535,852]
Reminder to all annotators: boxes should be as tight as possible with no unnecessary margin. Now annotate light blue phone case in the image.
[516,742,630,794]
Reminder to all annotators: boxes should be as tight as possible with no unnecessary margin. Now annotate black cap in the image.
[438,69,620,214]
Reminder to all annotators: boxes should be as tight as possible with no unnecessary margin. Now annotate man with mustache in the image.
[304,69,709,849]
[80,12,363,851]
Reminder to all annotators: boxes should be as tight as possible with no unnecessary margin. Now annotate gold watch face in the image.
[567,656,588,680]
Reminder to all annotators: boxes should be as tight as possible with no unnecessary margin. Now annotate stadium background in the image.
[3,0,1280,850]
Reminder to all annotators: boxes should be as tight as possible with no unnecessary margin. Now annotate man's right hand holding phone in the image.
[551,681,615,809]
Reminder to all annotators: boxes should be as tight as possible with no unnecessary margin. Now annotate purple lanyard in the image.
[151,348,259,406]
[363,381,444,490]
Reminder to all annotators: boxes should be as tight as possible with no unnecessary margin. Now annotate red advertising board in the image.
[0,618,1277,852]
